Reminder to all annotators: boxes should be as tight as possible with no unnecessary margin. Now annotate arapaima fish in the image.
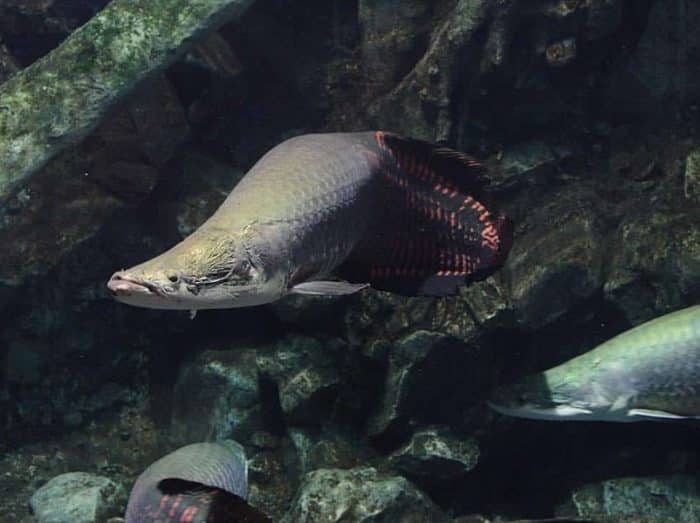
[489,305,700,422]
[107,132,512,311]
[125,441,270,522]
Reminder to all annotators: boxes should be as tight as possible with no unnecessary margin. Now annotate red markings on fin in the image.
[339,132,513,296]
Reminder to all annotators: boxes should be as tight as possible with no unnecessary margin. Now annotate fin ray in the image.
[340,132,512,296]
[290,281,369,296]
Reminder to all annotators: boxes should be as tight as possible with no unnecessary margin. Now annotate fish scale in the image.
[202,134,379,281]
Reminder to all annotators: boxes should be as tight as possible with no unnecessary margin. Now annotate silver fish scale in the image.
[631,337,700,413]
[205,132,383,280]
[577,305,700,415]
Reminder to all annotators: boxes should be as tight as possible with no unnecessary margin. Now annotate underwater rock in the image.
[282,466,449,523]
[559,475,700,522]
[30,472,127,523]
[0,0,255,204]
[257,337,343,425]
[171,347,262,444]
[0,40,19,84]
[0,76,187,287]
[288,427,374,476]
[627,0,700,106]
[503,186,606,330]
[489,139,573,191]
[367,330,485,443]
[366,0,494,141]
[358,0,434,100]
[271,294,352,332]
[389,426,479,484]
[685,149,700,204]
[604,208,700,324]
[365,0,626,140]
[345,277,510,348]
[174,148,245,237]
[345,291,438,345]
[171,336,360,443]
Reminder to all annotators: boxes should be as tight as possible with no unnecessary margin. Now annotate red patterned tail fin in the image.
[340,132,513,296]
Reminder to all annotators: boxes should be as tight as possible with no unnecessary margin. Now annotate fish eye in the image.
[167,273,180,283]
[233,259,250,272]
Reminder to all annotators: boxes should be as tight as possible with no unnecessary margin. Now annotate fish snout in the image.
[107,273,154,297]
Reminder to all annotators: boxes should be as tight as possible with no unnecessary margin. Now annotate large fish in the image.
[489,305,700,422]
[125,440,270,522]
[107,132,512,311]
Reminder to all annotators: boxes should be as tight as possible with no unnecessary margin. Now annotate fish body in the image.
[489,305,700,422]
[125,440,270,522]
[108,132,512,311]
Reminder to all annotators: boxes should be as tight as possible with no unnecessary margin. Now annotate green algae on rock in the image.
[0,0,255,204]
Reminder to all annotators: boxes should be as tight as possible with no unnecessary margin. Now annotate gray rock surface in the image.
[257,336,344,425]
[389,426,479,483]
[560,475,700,522]
[171,347,262,444]
[282,467,449,523]
[604,208,700,324]
[171,336,363,445]
[503,186,606,330]
[30,472,126,523]
[289,427,374,475]
[367,331,485,442]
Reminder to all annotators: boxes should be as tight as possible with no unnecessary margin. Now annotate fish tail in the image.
[340,131,513,296]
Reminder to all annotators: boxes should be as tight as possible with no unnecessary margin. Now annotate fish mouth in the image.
[107,274,163,298]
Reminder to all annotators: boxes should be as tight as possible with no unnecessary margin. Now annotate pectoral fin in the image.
[290,281,370,296]
[628,408,688,420]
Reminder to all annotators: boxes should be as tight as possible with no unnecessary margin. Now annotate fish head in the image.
[107,230,285,310]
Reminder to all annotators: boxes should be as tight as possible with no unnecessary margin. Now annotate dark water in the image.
[0,0,699,522]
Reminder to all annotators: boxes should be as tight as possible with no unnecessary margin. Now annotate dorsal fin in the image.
[375,131,490,199]
[338,131,513,296]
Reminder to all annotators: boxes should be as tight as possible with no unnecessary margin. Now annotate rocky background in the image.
[1,0,700,522]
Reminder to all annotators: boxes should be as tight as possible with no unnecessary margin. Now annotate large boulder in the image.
[282,467,449,523]
[0,76,187,288]
[171,347,262,444]
[30,472,126,523]
[367,331,489,443]
[257,336,344,425]
[389,426,479,485]
[502,185,607,330]
[558,475,700,523]
[605,208,700,324]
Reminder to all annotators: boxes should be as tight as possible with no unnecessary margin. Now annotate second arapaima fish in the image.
[107,132,513,311]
